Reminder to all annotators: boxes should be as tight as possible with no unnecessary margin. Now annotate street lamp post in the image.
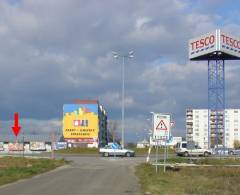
[113,51,134,148]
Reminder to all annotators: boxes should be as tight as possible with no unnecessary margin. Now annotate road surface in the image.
[0,156,143,195]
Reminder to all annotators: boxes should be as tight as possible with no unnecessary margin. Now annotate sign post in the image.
[153,113,170,173]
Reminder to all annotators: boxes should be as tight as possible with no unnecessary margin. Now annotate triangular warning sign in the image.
[156,120,168,130]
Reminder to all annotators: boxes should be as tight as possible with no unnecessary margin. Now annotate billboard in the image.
[220,31,240,58]
[30,142,46,151]
[189,30,217,60]
[8,143,24,151]
[189,29,240,60]
[63,104,99,142]
[53,142,67,150]
[153,113,170,140]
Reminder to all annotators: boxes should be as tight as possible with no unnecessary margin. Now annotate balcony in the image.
[186,125,193,129]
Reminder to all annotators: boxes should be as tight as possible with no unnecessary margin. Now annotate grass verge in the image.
[136,160,240,195]
[159,156,240,165]
[0,156,66,186]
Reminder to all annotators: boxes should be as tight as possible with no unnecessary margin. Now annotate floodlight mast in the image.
[112,51,134,148]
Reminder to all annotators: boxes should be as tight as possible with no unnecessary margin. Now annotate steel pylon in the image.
[208,60,225,148]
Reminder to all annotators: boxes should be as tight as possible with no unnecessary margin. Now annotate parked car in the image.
[175,141,212,157]
[99,145,135,157]
[212,147,230,155]
[228,149,240,155]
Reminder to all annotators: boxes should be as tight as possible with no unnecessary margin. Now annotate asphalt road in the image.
[0,156,144,195]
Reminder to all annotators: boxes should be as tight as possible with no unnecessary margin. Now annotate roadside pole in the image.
[22,132,25,158]
[51,132,55,159]
[164,131,167,173]
[155,139,158,173]
[166,144,168,159]
[146,145,152,163]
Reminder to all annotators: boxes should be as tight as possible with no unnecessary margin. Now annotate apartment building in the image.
[186,109,240,149]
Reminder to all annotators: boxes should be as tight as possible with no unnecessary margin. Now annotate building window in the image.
[234,110,238,113]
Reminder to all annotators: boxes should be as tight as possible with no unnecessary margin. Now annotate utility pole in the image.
[51,132,55,159]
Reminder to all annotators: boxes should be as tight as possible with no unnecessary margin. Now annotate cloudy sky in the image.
[0,0,240,142]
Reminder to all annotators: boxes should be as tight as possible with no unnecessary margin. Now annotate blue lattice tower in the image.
[208,60,225,148]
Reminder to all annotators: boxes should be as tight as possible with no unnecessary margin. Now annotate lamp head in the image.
[112,51,118,58]
[128,50,134,58]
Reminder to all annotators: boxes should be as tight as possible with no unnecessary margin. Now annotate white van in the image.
[176,141,211,157]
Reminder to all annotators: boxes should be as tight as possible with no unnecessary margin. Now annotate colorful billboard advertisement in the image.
[8,143,24,151]
[30,142,46,151]
[63,104,99,142]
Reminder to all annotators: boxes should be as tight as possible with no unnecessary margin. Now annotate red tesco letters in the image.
[191,35,215,50]
[221,34,240,49]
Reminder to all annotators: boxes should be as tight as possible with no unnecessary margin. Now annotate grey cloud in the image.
[0,0,239,141]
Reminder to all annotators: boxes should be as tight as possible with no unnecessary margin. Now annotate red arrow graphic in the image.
[12,112,21,137]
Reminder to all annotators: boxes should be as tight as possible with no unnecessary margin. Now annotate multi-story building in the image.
[186,109,240,149]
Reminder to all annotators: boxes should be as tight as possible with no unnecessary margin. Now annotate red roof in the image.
[73,99,98,104]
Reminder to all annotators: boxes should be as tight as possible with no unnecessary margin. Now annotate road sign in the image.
[156,120,167,130]
[153,113,170,140]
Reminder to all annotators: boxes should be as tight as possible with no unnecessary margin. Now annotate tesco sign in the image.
[221,33,240,49]
[189,29,240,60]
[191,35,215,50]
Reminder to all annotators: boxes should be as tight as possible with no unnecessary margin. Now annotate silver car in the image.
[99,145,135,157]
[228,149,240,155]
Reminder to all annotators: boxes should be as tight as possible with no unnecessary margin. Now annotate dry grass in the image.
[136,163,240,195]
[0,156,65,185]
